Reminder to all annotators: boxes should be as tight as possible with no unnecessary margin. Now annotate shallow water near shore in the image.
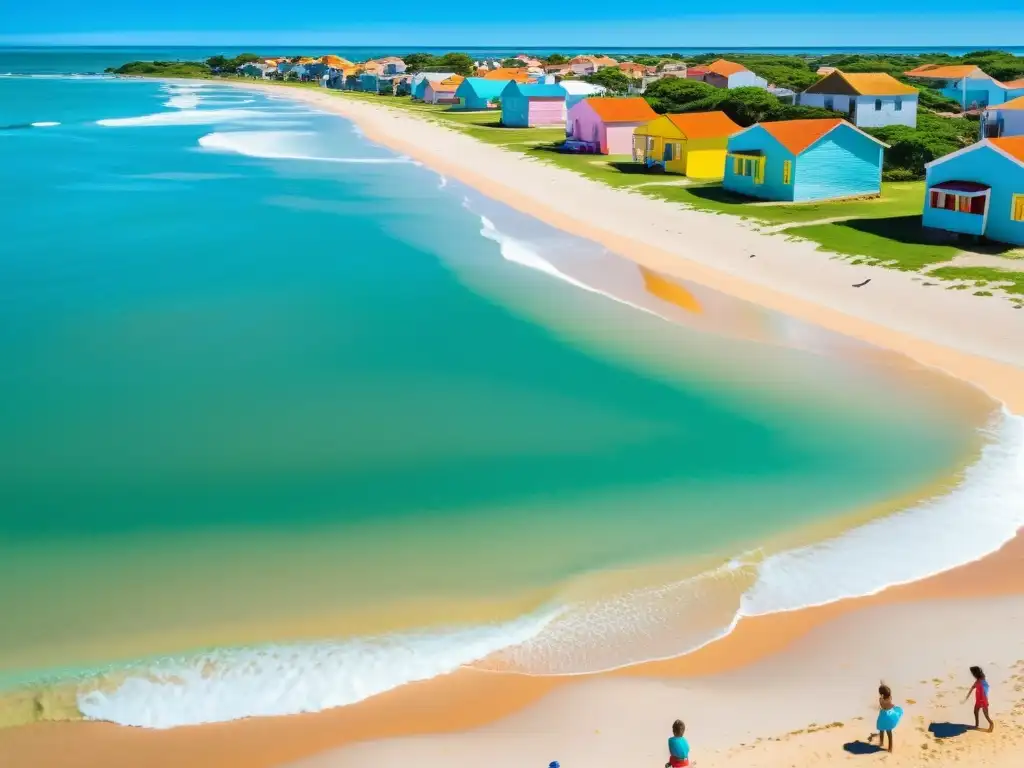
[0,74,1018,729]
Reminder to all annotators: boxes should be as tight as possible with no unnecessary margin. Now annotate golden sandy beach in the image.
[2,81,1022,768]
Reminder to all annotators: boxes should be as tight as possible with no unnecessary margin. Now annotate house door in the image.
[663,143,673,162]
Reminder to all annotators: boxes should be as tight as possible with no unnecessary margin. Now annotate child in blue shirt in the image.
[666,719,692,768]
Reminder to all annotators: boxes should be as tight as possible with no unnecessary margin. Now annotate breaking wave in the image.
[96,109,283,128]
[78,609,561,729]
[197,130,412,163]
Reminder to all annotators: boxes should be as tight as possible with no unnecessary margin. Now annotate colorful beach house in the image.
[980,95,1024,139]
[921,137,1024,246]
[500,82,567,127]
[454,78,507,110]
[904,64,1024,110]
[410,72,456,101]
[566,97,658,155]
[483,68,531,83]
[723,118,886,202]
[701,59,767,90]
[569,55,617,76]
[799,71,919,128]
[632,111,741,179]
[423,76,464,105]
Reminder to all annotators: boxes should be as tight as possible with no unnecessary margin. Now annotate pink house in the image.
[500,81,567,127]
[566,97,658,155]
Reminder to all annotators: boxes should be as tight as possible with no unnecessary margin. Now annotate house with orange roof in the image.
[701,59,767,90]
[566,97,658,155]
[922,137,1024,245]
[903,63,1024,110]
[981,94,1024,139]
[800,71,919,128]
[569,55,617,76]
[423,75,464,105]
[632,111,742,178]
[482,68,531,83]
[723,118,886,202]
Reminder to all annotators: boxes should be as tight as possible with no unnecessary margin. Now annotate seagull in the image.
[853,278,871,288]
[749,254,756,258]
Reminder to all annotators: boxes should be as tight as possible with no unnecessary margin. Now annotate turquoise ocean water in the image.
[1,66,1022,729]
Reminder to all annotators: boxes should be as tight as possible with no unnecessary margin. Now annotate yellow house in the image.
[632,111,742,179]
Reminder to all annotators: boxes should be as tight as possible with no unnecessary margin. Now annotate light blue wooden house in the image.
[500,82,567,127]
[410,72,456,101]
[723,118,886,202]
[922,137,1024,246]
[980,96,1024,139]
[905,65,1024,110]
[454,78,506,110]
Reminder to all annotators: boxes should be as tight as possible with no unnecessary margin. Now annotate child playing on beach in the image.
[665,719,693,767]
[869,683,903,753]
[964,665,994,731]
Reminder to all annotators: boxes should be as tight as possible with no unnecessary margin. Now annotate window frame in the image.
[782,160,792,185]
[1012,193,1024,222]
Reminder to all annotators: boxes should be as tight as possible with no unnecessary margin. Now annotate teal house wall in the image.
[923,140,1024,246]
[723,126,794,201]
[795,132,884,201]
[454,78,506,110]
[723,121,884,202]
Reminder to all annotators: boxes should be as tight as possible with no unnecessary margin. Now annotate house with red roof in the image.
[566,97,658,155]
[922,137,1024,245]
[569,55,618,76]
[723,118,886,202]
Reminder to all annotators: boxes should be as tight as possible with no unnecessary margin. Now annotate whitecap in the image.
[163,94,200,109]
[96,109,280,128]
[197,130,411,164]
[31,121,60,127]
[78,609,560,729]
[741,408,1024,615]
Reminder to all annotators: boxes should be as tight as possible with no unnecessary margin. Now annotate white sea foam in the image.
[742,408,1024,615]
[197,130,411,164]
[96,109,278,128]
[78,609,561,729]
[164,93,200,109]
[31,121,60,127]
[477,213,659,320]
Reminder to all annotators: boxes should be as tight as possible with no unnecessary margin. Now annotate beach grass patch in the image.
[783,216,962,270]
[929,266,1024,295]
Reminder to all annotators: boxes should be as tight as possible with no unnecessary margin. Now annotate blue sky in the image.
[3,3,1024,48]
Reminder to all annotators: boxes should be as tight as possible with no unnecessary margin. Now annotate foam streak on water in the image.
[78,609,562,729]
[197,130,412,163]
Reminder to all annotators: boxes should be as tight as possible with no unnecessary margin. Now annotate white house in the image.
[799,71,919,129]
[701,59,767,90]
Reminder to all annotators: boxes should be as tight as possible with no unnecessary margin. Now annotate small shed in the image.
[455,78,507,110]
[922,137,1024,245]
[501,82,568,127]
[633,111,741,178]
[424,76,463,105]
[411,72,456,101]
[566,97,658,155]
[723,118,886,202]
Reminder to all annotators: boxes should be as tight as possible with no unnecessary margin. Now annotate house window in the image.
[782,160,792,185]
[930,190,986,215]
[824,97,834,110]
[1013,194,1024,222]
[894,98,903,111]
[875,98,883,111]
[731,154,764,184]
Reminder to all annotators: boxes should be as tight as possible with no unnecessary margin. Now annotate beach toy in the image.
[876,705,903,732]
